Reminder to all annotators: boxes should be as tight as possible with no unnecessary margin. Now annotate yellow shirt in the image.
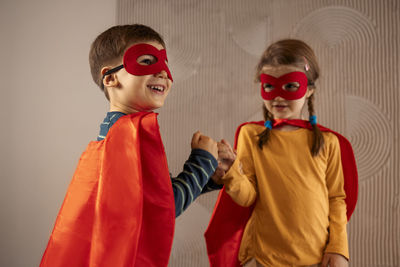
[222,124,348,266]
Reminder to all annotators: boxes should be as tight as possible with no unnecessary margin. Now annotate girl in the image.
[205,39,358,267]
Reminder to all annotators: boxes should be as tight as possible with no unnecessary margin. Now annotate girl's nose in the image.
[274,96,285,101]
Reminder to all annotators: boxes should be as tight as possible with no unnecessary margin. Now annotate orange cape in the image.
[204,120,358,267]
[40,112,175,267]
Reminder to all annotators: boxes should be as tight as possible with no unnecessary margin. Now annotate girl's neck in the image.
[274,124,300,132]
[273,116,305,131]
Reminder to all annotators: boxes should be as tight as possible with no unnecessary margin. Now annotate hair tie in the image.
[303,56,310,71]
[264,120,272,129]
[309,115,317,126]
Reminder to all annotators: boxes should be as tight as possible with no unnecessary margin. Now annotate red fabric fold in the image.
[40,112,175,267]
[205,120,358,267]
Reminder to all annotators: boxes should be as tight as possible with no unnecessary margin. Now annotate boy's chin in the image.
[131,100,166,112]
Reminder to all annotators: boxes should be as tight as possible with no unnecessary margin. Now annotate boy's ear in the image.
[101,67,119,88]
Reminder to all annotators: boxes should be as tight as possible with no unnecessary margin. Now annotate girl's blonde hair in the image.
[256,39,324,156]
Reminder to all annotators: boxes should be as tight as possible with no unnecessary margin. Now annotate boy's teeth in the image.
[149,85,164,92]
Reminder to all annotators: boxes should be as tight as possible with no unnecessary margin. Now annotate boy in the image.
[40,24,234,267]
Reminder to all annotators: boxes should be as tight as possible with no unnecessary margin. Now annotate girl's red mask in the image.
[103,43,173,82]
[260,71,308,100]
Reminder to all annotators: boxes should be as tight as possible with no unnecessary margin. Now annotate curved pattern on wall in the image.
[222,0,272,57]
[345,95,391,180]
[292,6,376,47]
[228,16,271,57]
[163,24,207,83]
[168,46,201,83]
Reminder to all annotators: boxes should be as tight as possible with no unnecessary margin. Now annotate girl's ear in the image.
[101,67,119,88]
[306,88,315,98]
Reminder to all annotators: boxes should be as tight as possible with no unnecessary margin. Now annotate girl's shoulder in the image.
[240,122,265,131]
[321,131,340,142]
[234,122,265,148]
[236,121,265,137]
[318,127,351,156]
[317,125,346,147]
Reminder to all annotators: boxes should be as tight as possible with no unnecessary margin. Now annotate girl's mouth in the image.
[273,104,287,109]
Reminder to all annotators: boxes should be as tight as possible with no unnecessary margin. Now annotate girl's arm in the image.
[221,126,257,207]
[324,134,349,260]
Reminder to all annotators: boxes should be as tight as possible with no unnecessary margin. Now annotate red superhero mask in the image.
[103,43,173,83]
[260,71,308,100]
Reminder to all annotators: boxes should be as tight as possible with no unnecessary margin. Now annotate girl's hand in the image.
[217,139,236,172]
[210,167,225,185]
[321,253,348,267]
[210,139,236,185]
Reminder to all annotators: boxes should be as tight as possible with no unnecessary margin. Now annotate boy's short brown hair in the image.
[89,24,166,99]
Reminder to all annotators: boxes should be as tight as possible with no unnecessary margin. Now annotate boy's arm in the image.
[172,131,218,217]
[324,134,349,259]
[201,177,223,193]
[172,148,218,217]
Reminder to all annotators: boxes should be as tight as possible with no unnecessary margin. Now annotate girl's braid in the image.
[258,106,274,149]
[307,94,324,156]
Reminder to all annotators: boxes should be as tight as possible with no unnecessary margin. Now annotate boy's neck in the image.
[109,103,137,114]
[109,103,153,115]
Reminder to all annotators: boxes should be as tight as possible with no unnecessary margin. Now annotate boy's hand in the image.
[321,253,348,267]
[191,131,218,160]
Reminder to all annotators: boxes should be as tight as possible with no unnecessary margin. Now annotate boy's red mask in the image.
[124,43,173,81]
[103,43,173,83]
[260,72,308,100]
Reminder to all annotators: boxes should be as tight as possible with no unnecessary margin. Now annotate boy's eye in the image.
[137,55,157,65]
[262,83,274,92]
[283,82,300,92]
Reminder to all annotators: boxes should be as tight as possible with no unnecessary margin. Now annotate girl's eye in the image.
[263,83,274,92]
[137,55,157,65]
[141,59,152,65]
[283,82,300,92]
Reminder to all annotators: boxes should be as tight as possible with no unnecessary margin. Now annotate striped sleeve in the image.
[201,177,224,193]
[172,149,218,217]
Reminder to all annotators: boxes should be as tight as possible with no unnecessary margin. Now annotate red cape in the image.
[40,112,175,267]
[204,120,358,267]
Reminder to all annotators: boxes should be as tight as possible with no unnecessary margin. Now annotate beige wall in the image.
[1,0,398,267]
[0,0,115,266]
[117,0,399,266]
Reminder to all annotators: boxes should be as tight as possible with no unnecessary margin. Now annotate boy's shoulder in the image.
[97,111,127,141]
[101,111,157,142]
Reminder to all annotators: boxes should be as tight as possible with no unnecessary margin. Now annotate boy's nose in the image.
[155,70,168,79]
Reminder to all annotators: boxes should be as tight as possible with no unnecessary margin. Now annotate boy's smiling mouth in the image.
[147,84,166,93]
